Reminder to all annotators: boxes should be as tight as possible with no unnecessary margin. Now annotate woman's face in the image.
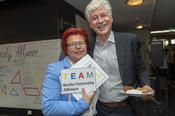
[66,35,87,64]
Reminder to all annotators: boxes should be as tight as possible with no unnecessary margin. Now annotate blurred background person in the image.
[159,48,169,78]
[166,44,175,87]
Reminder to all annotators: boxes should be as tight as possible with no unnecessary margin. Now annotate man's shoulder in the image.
[113,31,138,42]
[113,31,137,38]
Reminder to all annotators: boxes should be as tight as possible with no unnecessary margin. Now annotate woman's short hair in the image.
[61,27,89,56]
[85,0,112,21]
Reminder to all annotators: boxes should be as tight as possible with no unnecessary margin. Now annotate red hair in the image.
[61,27,89,56]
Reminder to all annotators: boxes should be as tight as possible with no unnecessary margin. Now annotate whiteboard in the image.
[0,39,61,110]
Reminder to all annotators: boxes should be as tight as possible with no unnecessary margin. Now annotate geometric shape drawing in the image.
[10,70,21,84]
[0,91,3,96]
[32,72,41,84]
[33,96,41,104]
[96,72,101,78]
[23,87,40,96]
[0,80,3,87]
[9,88,19,96]
[1,85,7,95]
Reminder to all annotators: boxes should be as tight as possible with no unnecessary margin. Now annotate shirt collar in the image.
[96,31,115,44]
[108,31,115,43]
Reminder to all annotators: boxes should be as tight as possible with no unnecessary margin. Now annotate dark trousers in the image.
[96,100,134,116]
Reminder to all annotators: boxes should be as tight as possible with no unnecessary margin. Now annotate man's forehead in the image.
[90,7,108,16]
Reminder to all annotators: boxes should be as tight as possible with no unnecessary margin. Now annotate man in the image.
[84,0,155,116]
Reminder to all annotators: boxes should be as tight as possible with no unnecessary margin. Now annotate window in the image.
[171,39,175,44]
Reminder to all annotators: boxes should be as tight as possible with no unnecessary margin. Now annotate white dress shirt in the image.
[93,31,128,102]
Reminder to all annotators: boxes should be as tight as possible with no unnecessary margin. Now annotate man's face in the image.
[89,6,113,37]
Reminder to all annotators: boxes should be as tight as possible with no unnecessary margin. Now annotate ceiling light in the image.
[136,25,143,29]
[126,0,143,6]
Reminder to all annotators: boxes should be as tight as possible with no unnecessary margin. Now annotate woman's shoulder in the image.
[48,57,70,70]
[48,60,65,69]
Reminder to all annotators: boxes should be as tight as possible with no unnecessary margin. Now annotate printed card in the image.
[61,67,96,94]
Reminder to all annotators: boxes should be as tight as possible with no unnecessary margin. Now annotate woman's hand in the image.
[82,88,95,105]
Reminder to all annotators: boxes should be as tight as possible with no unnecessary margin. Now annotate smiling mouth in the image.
[75,51,83,54]
[98,25,106,30]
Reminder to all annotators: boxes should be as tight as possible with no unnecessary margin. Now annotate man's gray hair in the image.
[85,0,112,21]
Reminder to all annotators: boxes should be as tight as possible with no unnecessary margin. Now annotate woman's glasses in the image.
[67,41,86,48]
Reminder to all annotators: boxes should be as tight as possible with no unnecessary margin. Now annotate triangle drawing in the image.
[33,96,41,104]
[10,70,21,84]
[9,88,19,96]
[32,72,41,84]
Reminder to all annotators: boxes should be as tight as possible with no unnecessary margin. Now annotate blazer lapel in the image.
[88,37,96,58]
[114,32,125,78]
[88,32,125,78]
[63,56,71,69]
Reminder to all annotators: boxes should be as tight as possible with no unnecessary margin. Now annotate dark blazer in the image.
[88,31,150,116]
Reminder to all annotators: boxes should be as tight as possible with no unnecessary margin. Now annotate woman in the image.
[41,28,95,116]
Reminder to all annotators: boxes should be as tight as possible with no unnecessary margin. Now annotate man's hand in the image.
[124,85,134,92]
[82,88,95,105]
[141,85,155,100]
